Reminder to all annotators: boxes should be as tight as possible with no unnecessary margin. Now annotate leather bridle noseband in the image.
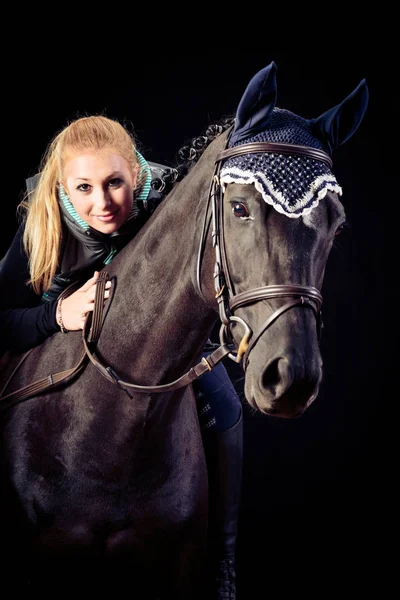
[0,138,329,409]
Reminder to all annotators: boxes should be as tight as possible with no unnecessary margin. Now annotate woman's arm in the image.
[0,223,59,354]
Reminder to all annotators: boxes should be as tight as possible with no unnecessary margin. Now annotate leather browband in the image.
[216,142,333,170]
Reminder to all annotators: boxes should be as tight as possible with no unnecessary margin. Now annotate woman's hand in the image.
[59,271,111,331]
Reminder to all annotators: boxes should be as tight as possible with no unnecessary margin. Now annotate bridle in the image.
[196,138,327,368]
[0,137,330,409]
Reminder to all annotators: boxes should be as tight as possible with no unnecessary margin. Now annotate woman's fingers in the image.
[88,287,111,303]
[81,277,112,303]
[80,271,100,292]
[61,273,111,330]
[81,290,110,316]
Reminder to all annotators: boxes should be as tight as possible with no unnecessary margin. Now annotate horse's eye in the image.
[335,222,346,236]
[231,202,250,218]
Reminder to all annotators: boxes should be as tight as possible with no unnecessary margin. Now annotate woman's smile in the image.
[93,210,119,222]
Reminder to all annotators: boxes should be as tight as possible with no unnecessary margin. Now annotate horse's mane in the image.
[150,116,235,196]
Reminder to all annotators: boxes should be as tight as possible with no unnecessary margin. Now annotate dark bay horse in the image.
[0,62,368,597]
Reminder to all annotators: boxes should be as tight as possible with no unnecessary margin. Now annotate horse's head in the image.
[210,62,368,418]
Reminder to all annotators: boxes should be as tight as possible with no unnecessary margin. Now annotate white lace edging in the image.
[220,168,343,219]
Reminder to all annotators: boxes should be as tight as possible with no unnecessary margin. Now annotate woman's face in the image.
[62,150,137,233]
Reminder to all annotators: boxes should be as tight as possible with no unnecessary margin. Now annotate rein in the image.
[0,139,330,409]
[0,281,96,411]
[0,271,231,409]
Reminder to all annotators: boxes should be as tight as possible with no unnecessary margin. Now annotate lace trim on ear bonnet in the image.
[220,109,342,219]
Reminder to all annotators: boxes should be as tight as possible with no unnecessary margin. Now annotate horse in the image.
[0,62,368,598]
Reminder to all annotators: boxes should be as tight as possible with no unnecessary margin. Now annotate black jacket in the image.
[0,164,168,355]
[0,222,60,354]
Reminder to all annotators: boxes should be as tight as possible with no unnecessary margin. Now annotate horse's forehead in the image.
[220,108,342,219]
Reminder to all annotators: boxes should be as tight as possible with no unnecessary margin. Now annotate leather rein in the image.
[0,140,329,410]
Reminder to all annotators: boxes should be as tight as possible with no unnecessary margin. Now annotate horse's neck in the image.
[98,132,228,383]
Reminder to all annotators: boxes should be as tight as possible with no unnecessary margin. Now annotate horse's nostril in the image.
[260,356,321,410]
[261,357,290,397]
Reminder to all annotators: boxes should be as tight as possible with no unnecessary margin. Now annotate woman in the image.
[0,115,242,598]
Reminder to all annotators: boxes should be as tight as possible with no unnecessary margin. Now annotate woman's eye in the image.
[109,178,122,187]
[77,183,91,192]
[231,202,250,218]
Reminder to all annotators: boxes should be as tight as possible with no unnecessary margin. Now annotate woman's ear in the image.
[132,162,140,189]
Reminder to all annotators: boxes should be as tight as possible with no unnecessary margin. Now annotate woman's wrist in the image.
[56,298,69,333]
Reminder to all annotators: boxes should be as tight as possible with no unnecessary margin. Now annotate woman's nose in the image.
[92,189,112,209]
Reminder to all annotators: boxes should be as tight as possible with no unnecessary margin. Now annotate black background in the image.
[2,49,391,596]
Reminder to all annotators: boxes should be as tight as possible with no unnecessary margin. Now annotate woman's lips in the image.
[95,211,118,222]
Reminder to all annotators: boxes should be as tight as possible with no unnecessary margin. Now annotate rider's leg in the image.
[193,359,243,599]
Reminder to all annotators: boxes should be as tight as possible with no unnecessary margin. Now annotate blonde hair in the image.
[20,116,142,294]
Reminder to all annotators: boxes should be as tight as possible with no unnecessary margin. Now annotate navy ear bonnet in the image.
[220,61,368,219]
[220,107,341,219]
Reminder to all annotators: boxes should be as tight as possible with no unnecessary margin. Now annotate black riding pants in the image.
[193,355,242,433]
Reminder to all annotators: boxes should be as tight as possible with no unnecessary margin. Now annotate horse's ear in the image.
[312,79,369,153]
[230,62,277,145]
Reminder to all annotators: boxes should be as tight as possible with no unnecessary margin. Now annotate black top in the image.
[0,169,167,355]
[0,223,60,354]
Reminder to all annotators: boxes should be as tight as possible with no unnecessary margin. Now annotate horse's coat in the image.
[0,62,368,598]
